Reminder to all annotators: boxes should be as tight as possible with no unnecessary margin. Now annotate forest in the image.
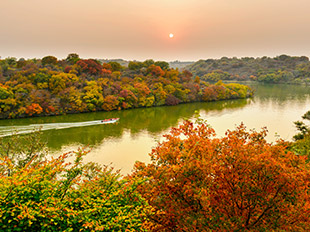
[0,54,252,119]
[187,55,310,84]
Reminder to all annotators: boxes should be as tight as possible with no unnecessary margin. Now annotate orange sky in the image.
[1,0,310,61]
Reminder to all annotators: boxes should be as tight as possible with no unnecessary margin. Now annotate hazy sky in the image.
[1,0,310,61]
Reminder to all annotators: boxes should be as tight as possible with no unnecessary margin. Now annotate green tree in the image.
[289,111,310,159]
[109,61,123,72]
[66,53,80,64]
[154,61,169,70]
[41,56,58,66]
[128,61,144,70]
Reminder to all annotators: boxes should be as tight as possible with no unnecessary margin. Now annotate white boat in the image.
[101,118,119,124]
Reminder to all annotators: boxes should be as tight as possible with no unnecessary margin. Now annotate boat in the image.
[101,118,120,124]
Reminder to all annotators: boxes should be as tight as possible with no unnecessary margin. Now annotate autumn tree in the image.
[0,83,16,116]
[49,73,77,94]
[147,65,165,77]
[109,61,123,72]
[132,119,310,231]
[154,61,169,70]
[65,53,80,64]
[41,56,58,66]
[152,83,167,106]
[119,89,138,109]
[25,103,43,116]
[0,132,152,231]
[83,81,104,111]
[133,82,152,107]
[29,89,53,113]
[143,59,155,68]
[202,70,232,82]
[102,95,120,111]
[128,61,144,70]
[16,58,27,69]
[76,59,103,77]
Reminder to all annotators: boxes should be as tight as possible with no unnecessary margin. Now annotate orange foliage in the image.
[202,86,218,101]
[147,65,165,77]
[25,103,43,116]
[132,120,310,231]
[102,95,119,111]
[102,63,112,70]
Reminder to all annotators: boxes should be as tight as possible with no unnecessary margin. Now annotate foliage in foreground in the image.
[132,120,310,231]
[0,133,151,231]
[1,117,310,231]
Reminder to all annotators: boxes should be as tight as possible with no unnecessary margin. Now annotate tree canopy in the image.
[187,55,310,84]
[0,55,253,119]
[132,119,310,231]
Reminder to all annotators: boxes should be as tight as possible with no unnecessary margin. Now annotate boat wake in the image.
[0,119,117,137]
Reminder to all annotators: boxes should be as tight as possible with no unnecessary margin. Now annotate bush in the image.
[0,132,151,231]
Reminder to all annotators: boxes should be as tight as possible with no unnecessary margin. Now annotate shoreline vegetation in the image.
[0,54,253,119]
[186,54,310,84]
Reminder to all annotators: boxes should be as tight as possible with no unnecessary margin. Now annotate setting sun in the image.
[169,33,174,38]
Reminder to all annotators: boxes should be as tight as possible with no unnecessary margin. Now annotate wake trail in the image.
[0,120,108,137]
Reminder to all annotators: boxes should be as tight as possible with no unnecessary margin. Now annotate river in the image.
[0,83,309,174]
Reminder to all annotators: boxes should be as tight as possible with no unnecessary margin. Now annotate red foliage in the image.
[64,66,72,73]
[76,59,103,76]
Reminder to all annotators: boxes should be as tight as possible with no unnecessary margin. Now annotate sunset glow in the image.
[1,0,310,60]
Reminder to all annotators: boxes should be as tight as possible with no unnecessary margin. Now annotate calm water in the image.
[0,83,309,174]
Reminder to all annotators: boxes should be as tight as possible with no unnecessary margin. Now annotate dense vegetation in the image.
[187,55,310,84]
[0,54,252,119]
[1,116,309,231]
[132,118,310,231]
[0,131,151,231]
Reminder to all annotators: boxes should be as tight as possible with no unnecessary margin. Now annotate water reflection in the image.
[43,99,249,149]
[249,83,310,104]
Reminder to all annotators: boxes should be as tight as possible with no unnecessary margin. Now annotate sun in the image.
[169,33,174,38]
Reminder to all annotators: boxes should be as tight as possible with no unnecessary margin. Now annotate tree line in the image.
[187,55,310,84]
[0,54,253,119]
